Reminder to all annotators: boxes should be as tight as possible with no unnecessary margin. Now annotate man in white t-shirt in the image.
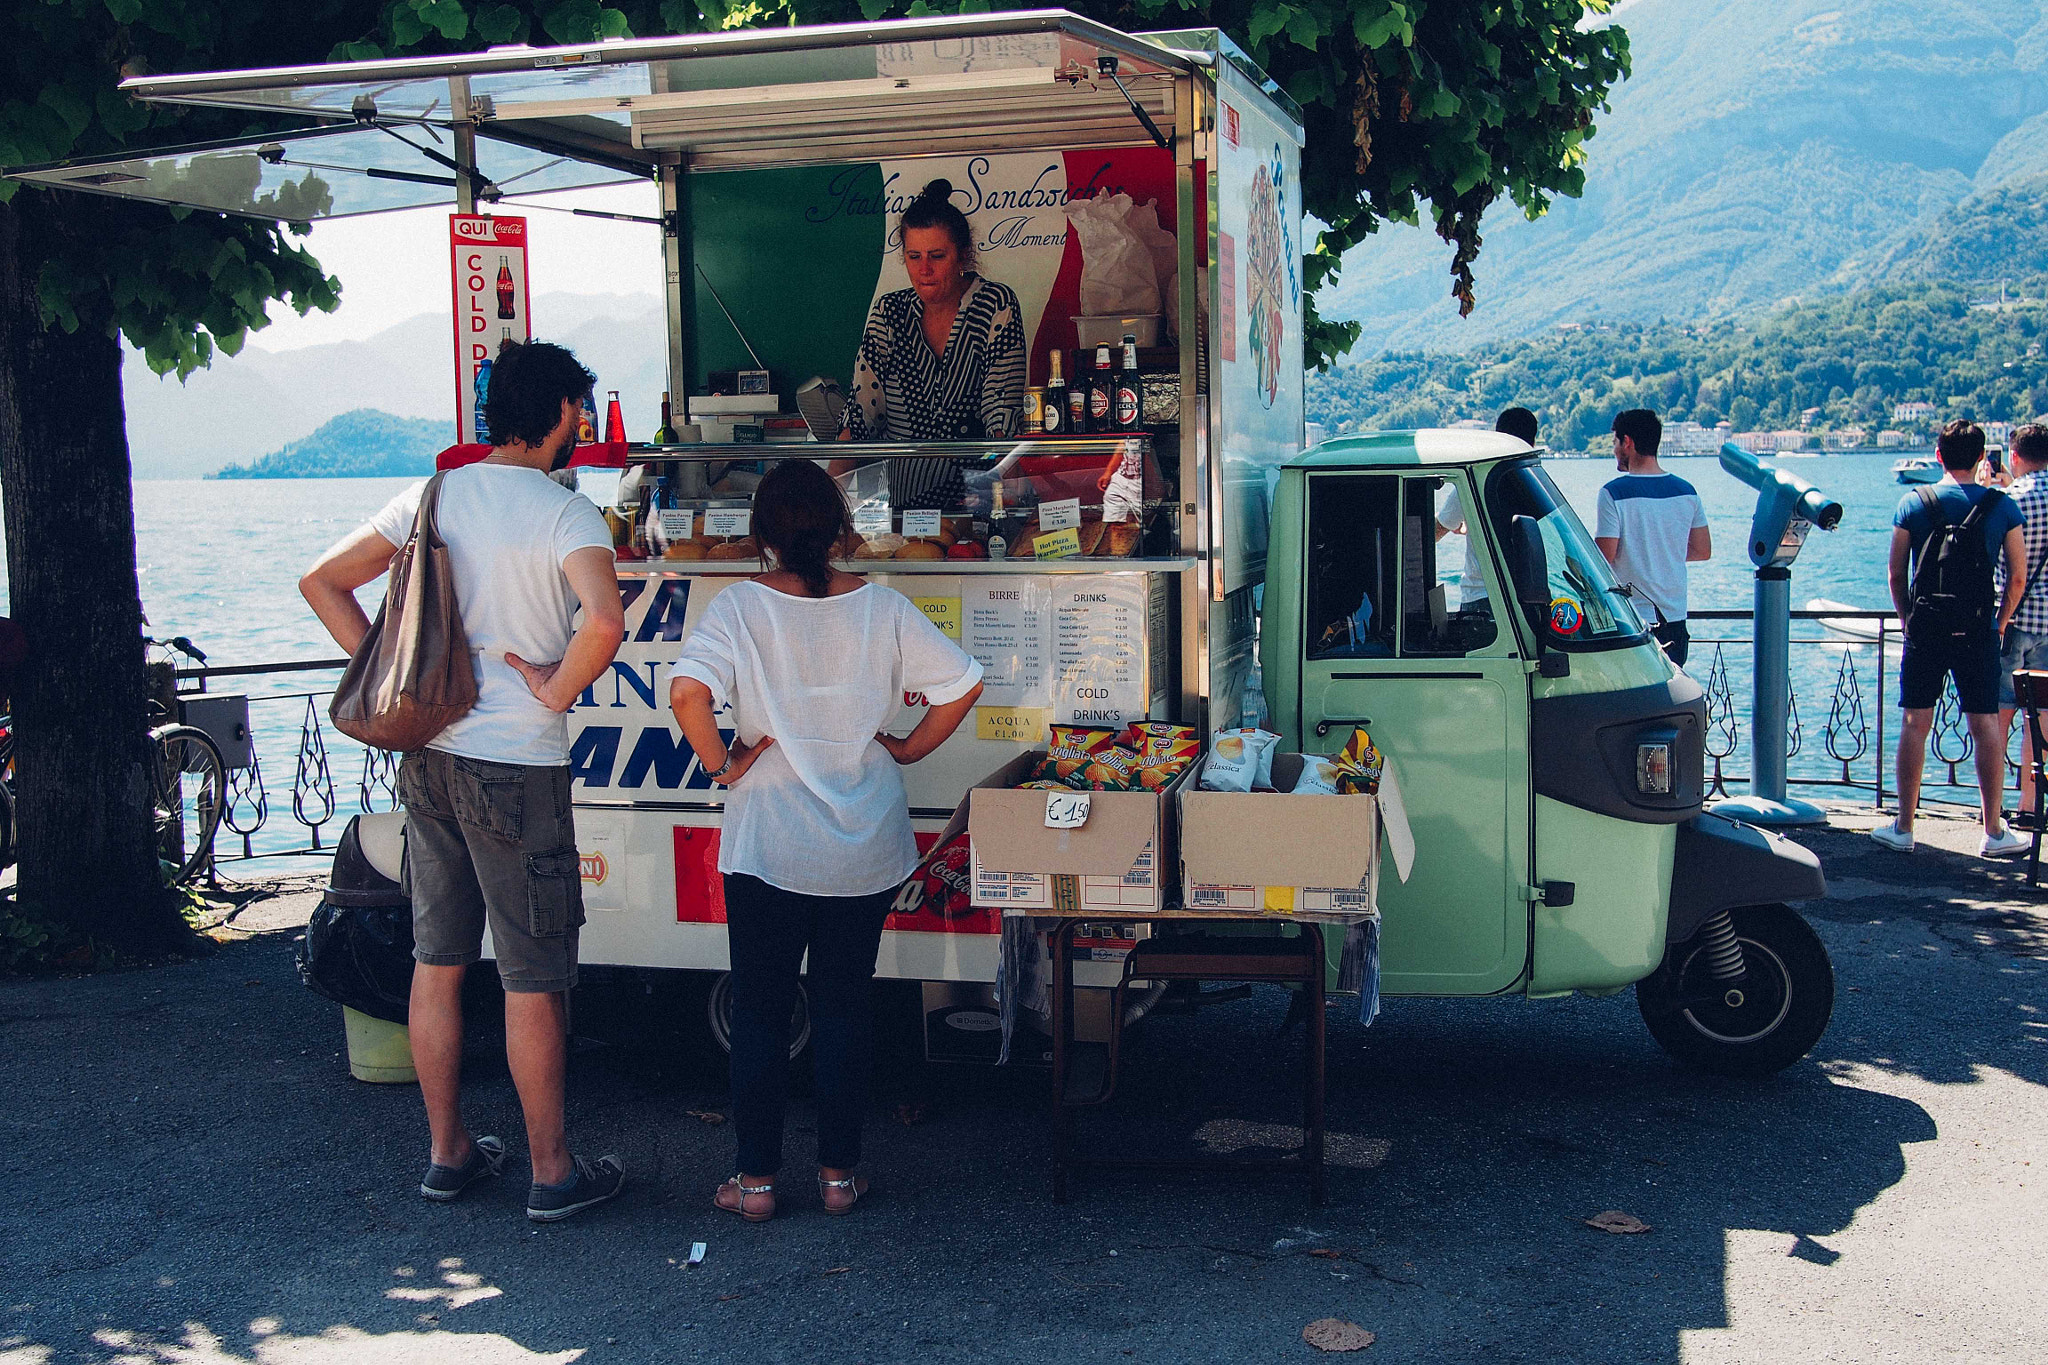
[301,341,627,1223]
[1595,408,1710,666]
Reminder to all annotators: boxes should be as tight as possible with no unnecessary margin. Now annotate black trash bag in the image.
[296,815,414,1024]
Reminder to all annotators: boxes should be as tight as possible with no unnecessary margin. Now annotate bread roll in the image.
[706,538,757,561]
[894,540,946,561]
[854,534,905,560]
[662,539,708,561]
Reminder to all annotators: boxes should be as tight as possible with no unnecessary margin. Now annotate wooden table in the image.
[1034,908,1371,1206]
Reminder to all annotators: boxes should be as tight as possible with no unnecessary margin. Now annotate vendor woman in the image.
[836,178,1026,509]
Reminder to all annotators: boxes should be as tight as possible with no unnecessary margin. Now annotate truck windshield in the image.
[1486,461,1648,648]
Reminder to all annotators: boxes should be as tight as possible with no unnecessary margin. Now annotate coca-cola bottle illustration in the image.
[495,255,515,319]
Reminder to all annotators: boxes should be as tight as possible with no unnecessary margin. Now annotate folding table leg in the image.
[1051,920,1074,1204]
[1305,926,1327,1207]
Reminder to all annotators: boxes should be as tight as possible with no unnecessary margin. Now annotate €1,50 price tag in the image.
[1044,790,1092,829]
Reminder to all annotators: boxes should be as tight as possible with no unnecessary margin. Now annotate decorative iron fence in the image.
[183,610,2014,874]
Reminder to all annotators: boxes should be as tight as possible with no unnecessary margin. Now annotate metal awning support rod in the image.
[1095,55,1170,151]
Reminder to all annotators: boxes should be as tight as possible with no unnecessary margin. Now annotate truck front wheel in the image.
[1637,903,1834,1076]
[705,970,813,1063]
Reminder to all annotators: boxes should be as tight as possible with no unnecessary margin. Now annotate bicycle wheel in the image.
[149,724,225,886]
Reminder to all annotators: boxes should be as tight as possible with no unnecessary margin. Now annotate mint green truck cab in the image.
[1261,430,1834,1075]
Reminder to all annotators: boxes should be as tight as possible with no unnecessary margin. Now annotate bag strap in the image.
[1916,486,1944,528]
[412,471,451,551]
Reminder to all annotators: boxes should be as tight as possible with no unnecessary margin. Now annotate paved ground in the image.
[2,810,2045,1365]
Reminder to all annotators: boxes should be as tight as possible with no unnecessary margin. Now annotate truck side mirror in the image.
[1509,516,1550,609]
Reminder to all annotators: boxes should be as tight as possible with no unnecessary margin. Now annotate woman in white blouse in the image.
[668,459,983,1221]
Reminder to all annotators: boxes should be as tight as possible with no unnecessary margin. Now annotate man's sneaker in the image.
[526,1154,625,1223]
[1870,821,1914,853]
[420,1135,506,1201]
[1980,826,2029,858]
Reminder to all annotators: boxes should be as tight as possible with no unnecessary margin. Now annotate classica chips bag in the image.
[1199,728,1281,792]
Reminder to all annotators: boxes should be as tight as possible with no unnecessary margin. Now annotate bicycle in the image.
[0,635,227,888]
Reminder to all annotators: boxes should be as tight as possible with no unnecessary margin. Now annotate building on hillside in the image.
[1799,407,1823,429]
[1767,430,1808,451]
[1734,431,1773,453]
[1893,401,1937,423]
[1985,421,2011,446]
[1826,427,1868,450]
[1662,421,1722,455]
[1877,430,1912,448]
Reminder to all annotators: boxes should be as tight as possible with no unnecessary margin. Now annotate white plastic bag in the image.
[1067,192,1162,317]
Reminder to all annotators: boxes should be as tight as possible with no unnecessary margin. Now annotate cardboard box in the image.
[1178,752,1386,915]
[922,752,1193,913]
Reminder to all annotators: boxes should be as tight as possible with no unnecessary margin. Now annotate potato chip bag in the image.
[1125,722,1196,754]
[1018,779,1076,791]
[1080,756,1136,791]
[1333,726,1383,795]
[1048,726,1118,761]
[1143,735,1200,766]
[1291,757,1344,795]
[1031,755,1093,787]
[1199,728,1281,792]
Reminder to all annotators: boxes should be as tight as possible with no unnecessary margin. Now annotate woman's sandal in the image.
[818,1173,869,1215]
[714,1175,776,1222]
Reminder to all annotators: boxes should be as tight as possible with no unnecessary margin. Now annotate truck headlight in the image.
[1636,734,1675,796]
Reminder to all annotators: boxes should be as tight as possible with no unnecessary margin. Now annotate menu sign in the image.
[450,215,531,446]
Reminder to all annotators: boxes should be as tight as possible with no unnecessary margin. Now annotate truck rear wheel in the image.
[1637,903,1834,1076]
[705,970,813,1063]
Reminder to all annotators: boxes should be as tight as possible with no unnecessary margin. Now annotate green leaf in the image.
[1246,5,1290,49]
[475,4,526,43]
[1283,9,1321,49]
[419,0,471,41]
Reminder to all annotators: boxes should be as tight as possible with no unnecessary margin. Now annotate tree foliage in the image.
[4,0,1628,375]
[1306,279,2048,451]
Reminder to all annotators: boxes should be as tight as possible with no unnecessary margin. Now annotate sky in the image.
[248,182,666,353]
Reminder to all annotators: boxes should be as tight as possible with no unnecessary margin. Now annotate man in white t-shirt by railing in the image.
[301,341,627,1223]
[1435,407,1540,610]
[1595,408,1711,666]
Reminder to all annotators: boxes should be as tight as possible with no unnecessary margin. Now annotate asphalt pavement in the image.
[2,811,2044,1365]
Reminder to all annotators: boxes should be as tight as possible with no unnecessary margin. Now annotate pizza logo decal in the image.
[1245,147,1295,410]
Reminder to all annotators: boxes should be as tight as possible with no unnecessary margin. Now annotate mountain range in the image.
[124,291,665,480]
[1317,0,2048,352]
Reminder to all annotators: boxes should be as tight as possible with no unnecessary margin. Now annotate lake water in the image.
[0,451,1921,858]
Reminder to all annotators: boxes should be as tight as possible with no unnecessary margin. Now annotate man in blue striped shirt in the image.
[1595,409,1711,665]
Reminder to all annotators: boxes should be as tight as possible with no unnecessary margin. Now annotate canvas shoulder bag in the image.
[329,472,478,752]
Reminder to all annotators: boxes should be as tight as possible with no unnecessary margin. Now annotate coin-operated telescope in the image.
[1715,443,1844,825]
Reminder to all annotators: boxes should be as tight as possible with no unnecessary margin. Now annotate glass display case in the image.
[600,438,1179,572]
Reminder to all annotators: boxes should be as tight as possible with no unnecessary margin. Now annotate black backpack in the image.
[1907,487,2005,638]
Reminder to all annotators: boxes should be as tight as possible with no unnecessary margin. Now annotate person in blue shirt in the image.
[1874,420,2029,857]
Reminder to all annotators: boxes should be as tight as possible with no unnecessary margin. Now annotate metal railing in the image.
[1688,607,2022,807]
[178,610,2011,873]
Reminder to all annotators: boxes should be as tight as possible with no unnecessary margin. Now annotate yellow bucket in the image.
[342,1006,418,1084]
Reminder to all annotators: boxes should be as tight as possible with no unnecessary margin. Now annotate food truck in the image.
[14,10,1830,1076]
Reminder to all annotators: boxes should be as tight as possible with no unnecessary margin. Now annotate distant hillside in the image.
[1321,0,2048,354]
[1307,280,2048,449]
[126,290,664,479]
[210,410,450,479]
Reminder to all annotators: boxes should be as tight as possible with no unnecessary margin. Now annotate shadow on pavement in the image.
[1,823,2039,1363]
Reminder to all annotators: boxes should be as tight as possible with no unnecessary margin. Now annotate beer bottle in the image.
[1043,350,1067,436]
[1115,334,1143,432]
[1088,342,1114,433]
[1065,352,1088,435]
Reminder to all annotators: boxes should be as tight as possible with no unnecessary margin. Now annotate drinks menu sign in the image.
[450,215,531,445]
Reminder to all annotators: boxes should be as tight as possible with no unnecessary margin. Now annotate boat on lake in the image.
[1893,455,1942,484]
[1808,597,1886,644]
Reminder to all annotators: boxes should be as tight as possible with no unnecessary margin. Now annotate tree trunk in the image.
[0,189,187,954]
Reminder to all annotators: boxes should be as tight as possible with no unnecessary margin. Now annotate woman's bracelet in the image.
[704,752,734,782]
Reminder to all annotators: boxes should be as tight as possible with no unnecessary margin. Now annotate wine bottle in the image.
[654,390,680,445]
[1043,350,1067,435]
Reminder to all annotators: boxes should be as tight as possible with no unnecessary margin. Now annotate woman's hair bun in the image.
[917,178,954,204]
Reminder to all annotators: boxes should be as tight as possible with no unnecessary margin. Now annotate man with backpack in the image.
[301,341,628,1218]
[1874,420,2029,856]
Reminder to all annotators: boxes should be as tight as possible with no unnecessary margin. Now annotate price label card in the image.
[975,705,1049,742]
[657,509,694,541]
[900,509,943,539]
[703,507,752,538]
[1034,527,1082,560]
[1044,790,1092,829]
[1039,497,1083,532]
[853,502,892,536]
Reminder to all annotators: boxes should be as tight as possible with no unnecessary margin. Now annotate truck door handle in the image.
[1314,715,1372,737]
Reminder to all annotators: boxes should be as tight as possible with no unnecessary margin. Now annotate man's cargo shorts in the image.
[397,748,585,993]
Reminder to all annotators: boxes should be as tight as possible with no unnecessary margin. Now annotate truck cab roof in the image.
[1290,429,1543,469]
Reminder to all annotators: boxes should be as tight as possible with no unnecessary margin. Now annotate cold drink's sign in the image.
[450,215,531,445]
